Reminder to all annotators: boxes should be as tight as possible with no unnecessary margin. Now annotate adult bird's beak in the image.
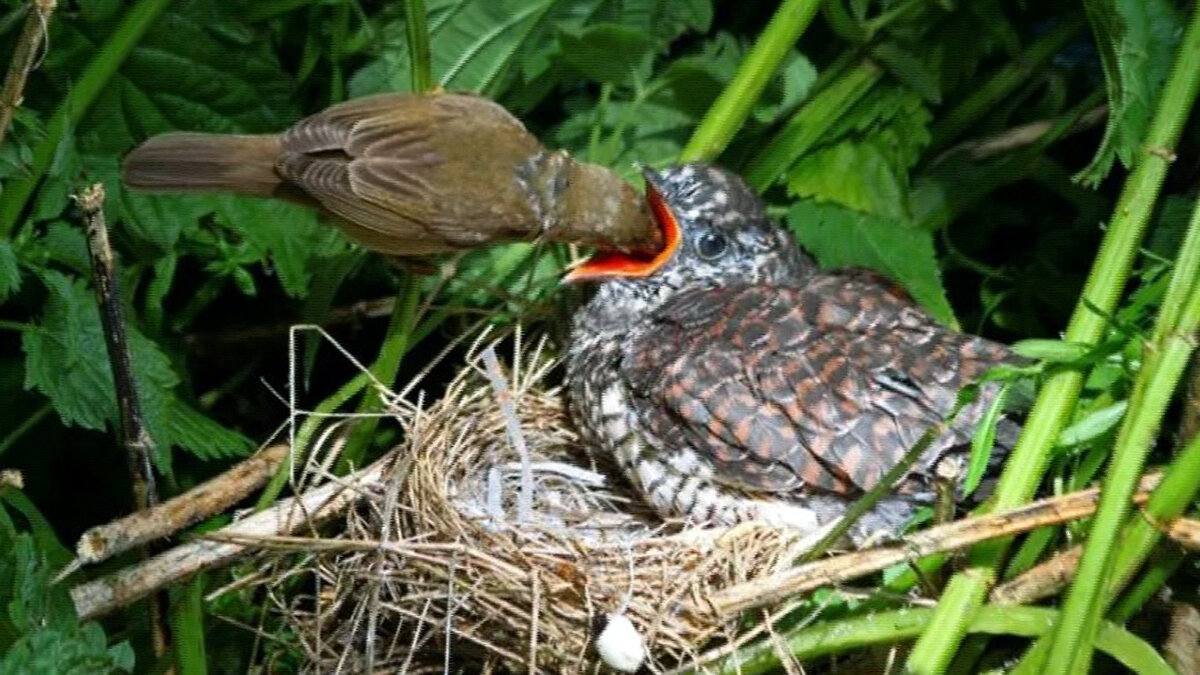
[563,166,682,283]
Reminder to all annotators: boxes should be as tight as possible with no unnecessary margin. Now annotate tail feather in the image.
[122,133,283,197]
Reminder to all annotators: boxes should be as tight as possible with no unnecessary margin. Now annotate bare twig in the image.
[0,0,55,145]
[70,451,394,621]
[75,182,169,656]
[705,473,1162,618]
[932,105,1108,165]
[73,444,289,566]
[76,183,158,508]
[991,545,1083,605]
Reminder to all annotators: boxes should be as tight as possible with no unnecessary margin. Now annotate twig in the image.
[932,105,1108,165]
[72,444,289,567]
[705,473,1162,619]
[76,183,159,508]
[0,0,55,145]
[70,451,394,621]
[990,545,1082,606]
[75,181,170,656]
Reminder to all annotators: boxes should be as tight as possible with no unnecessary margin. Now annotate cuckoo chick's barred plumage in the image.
[566,164,1019,541]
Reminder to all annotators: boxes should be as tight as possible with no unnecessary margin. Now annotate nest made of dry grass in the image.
[239,331,818,673]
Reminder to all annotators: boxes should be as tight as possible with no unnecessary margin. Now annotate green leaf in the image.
[21,271,252,468]
[0,242,19,301]
[1010,339,1093,362]
[1057,400,1128,447]
[787,200,955,325]
[559,24,656,85]
[352,0,559,97]
[0,531,134,674]
[40,223,92,277]
[787,142,909,219]
[964,382,1009,496]
[209,196,348,298]
[1077,0,1181,185]
[785,85,930,218]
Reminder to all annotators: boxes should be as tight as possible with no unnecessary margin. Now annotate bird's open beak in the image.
[563,168,681,283]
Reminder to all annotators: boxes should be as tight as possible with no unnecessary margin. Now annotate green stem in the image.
[802,421,945,562]
[339,275,423,471]
[1041,43,1200,670]
[680,0,821,162]
[0,404,51,459]
[1109,546,1186,623]
[905,3,1200,671]
[255,371,369,510]
[0,319,30,331]
[403,0,432,93]
[711,606,1170,675]
[0,0,173,236]
[744,59,882,190]
[927,15,1085,154]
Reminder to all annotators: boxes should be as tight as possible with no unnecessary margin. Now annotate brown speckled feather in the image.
[622,272,1014,497]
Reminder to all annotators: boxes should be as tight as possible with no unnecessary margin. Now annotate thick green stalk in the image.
[403,0,432,93]
[1110,432,1200,598]
[255,371,370,510]
[0,0,173,236]
[744,60,882,190]
[1043,299,1200,672]
[340,275,422,471]
[927,15,1085,154]
[680,0,821,162]
[1041,21,1200,669]
[711,605,1170,675]
[905,4,1200,671]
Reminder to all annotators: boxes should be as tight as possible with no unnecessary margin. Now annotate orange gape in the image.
[123,92,659,258]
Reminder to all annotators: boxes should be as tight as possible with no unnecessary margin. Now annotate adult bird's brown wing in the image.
[622,271,1016,496]
[275,93,545,255]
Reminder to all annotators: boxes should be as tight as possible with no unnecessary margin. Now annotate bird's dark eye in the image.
[695,231,728,260]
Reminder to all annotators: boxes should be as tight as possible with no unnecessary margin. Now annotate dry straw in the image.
[233,330,812,673]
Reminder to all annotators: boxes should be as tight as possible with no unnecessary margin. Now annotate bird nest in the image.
[251,333,815,673]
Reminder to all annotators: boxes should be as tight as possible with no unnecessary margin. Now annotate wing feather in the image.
[623,276,1016,496]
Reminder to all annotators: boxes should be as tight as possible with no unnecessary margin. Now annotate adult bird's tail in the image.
[122,133,283,197]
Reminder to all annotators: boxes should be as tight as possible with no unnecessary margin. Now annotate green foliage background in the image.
[1,0,1199,672]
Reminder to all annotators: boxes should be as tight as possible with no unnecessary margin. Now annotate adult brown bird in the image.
[566,163,1022,543]
[123,92,657,256]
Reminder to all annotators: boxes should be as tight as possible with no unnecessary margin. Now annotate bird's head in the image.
[565,163,813,323]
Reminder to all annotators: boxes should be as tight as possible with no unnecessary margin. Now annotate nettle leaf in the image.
[559,24,656,85]
[787,142,908,219]
[1078,0,1181,186]
[0,241,19,301]
[0,534,134,675]
[787,200,955,325]
[352,0,712,100]
[209,197,348,298]
[353,0,564,97]
[596,0,713,46]
[22,271,253,469]
[553,97,694,169]
[656,32,745,118]
[786,86,931,219]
